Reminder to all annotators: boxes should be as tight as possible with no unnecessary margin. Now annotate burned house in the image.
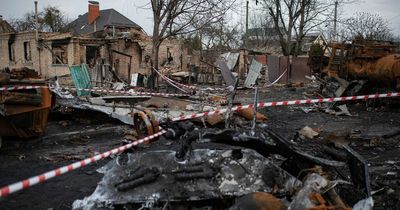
[0,30,73,77]
[63,1,146,82]
[0,1,193,85]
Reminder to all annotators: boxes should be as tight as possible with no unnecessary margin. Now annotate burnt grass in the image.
[0,87,399,209]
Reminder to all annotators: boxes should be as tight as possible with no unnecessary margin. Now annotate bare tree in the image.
[198,17,241,51]
[248,10,276,50]
[10,6,68,32]
[342,12,393,41]
[10,12,38,32]
[259,0,332,56]
[148,0,235,88]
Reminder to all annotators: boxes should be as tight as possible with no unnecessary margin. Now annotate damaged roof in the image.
[65,9,142,35]
[0,18,15,34]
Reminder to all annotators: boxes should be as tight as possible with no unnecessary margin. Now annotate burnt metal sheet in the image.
[0,88,52,138]
[216,60,235,86]
[72,149,298,208]
[244,59,263,87]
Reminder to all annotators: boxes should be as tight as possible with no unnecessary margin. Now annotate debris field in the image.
[0,1,400,209]
[0,82,399,209]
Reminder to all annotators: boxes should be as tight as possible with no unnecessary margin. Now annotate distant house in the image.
[246,27,286,54]
[300,33,328,54]
[0,1,193,84]
[247,27,285,41]
[65,1,142,36]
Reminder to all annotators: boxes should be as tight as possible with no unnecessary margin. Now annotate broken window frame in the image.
[8,42,15,62]
[51,44,68,65]
[24,41,32,61]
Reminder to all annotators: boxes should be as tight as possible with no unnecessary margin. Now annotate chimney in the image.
[88,1,100,25]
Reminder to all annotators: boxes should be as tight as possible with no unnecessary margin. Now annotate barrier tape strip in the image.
[0,85,191,97]
[0,130,167,198]
[153,67,228,92]
[154,67,197,90]
[0,85,47,91]
[172,92,400,121]
[61,87,191,97]
[152,67,192,93]
[2,92,399,197]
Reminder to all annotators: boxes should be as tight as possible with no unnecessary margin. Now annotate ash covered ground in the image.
[0,86,399,210]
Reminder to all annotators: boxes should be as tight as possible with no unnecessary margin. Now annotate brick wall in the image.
[141,38,190,73]
[0,32,75,78]
[0,30,196,82]
[111,39,144,81]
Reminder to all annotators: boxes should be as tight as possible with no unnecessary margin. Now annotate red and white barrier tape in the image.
[154,67,230,92]
[0,85,190,97]
[61,87,191,97]
[152,67,192,93]
[172,92,400,121]
[0,130,167,198]
[0,85,48,91]
[2,92,399,197]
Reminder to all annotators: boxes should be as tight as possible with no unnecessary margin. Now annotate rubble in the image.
[298,126,319,139]
[68,117,377,209]
[0,4,399,209]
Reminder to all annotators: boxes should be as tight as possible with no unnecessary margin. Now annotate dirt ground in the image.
[0,86,399,210]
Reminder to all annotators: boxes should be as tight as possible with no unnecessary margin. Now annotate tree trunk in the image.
[148,42,160,89]
[286,16,293,84]
[148,12,161,90]
[295,0,306,57]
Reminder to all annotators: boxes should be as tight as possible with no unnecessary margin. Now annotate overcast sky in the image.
[0,0,399,36]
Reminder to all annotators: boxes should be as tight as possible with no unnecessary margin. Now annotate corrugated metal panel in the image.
[69,64,91,96]
[216,60,235,86]
[244,59,263,87]
[220,52,240,70]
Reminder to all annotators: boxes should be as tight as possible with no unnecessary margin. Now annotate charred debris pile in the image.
[1,37,400,209]
[72,114,375,210]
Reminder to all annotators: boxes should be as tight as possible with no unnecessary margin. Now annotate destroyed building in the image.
[0,1,400,210]
[0,1,194,85]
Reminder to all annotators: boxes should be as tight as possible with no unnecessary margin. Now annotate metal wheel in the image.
[133,111,154,138]
[143,109,160,133]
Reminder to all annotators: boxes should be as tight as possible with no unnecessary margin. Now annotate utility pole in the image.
[34,1,39,42]
[333,0,338,42]
[34,1,42,76]
[245,0,249,47]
